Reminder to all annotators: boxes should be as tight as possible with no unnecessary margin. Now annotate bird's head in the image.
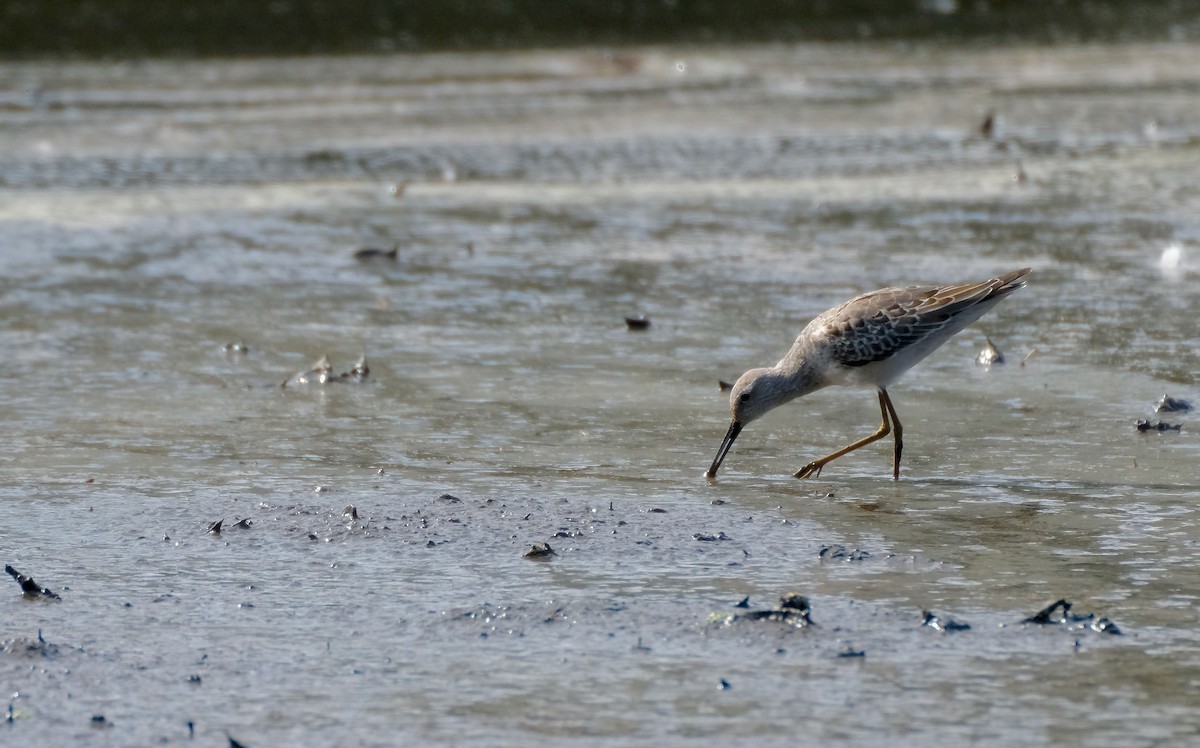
[728,367,779,426]
[705,367,779,480]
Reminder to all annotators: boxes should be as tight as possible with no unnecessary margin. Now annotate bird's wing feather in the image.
[812,270,1028,367]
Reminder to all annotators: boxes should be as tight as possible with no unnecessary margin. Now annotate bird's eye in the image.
[739,393,751,403]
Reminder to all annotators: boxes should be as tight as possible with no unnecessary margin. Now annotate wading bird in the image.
[706,268,1030,480]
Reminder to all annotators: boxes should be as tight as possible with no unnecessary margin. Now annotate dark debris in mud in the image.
[523,541,556,559]
[1155,394,1193,413]
[1136,418,1182,432]
[922,610,972,632]
[714,593,816,628]
[819,544,871,561]
[280,353,370,389]
[1021,599,1122,635]
[5,565,61,600]
[624,315,650,331]
[354,244,399,261]
[975,336,1005,366]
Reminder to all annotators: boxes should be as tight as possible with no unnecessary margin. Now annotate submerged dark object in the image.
[1136,419,1181,433]
[975,336,1005,366]
[5,565,60,600]
[1021,599,1121,635]
[354,244,399,261]
[922,610,971,632]
[624,315,650,331]
[1155,394,1194,413]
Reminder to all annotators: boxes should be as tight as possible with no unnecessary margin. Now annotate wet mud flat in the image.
[4,479,1143,746]
[3,40,1200,747]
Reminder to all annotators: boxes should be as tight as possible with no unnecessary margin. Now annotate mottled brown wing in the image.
[818,270,1028,367]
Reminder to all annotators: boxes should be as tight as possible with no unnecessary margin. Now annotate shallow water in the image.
[3,43,1200,746]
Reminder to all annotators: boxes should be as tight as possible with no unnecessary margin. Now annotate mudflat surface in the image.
[3,43,1200,746]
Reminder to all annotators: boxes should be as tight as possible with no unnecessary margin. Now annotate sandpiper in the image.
[706,268,1030,480]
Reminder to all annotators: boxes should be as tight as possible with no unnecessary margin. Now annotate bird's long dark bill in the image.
[705,421,743,479]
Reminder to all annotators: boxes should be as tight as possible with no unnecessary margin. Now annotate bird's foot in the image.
[794,461,824,479]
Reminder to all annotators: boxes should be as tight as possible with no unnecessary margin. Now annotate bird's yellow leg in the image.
[795,389,895,479]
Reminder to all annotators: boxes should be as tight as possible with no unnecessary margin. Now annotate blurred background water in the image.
[3,3,1200,747]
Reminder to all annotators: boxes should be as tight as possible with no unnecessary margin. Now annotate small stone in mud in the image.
[437,493,462,503]
[523,542,556,559]
[718,380,733,392]
[624,315,650,331]
[207,519,223,535]
[921,610,971,632]
[343,505,359,520]
[1136,419,1181,432]
[354,244,399,261]
[1155,394,1194,413]
[5,565,61,600]
[975,336,1005,366]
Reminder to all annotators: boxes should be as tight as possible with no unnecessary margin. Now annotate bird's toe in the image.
[794,462,823,479]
